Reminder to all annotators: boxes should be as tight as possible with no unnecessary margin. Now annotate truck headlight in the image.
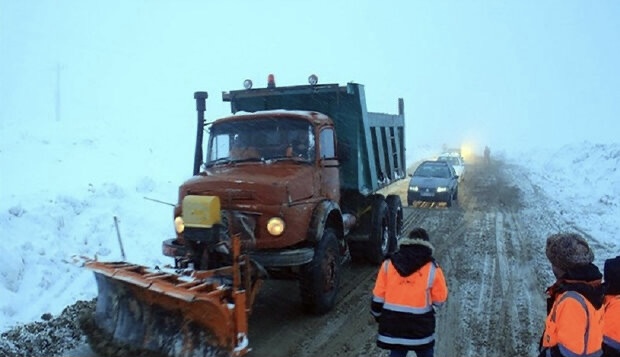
[174,216,185,234]
[267,217,285,236]
[436,187,448,193]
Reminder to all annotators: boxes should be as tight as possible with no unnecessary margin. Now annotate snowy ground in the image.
[501,143,620,269]
[0,117,188,330]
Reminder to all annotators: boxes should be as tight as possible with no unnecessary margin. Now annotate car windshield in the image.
[439,157,461,166]
[205,117,315,166]
[414,164,451,178]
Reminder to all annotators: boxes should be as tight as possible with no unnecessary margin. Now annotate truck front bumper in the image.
[162,239,314,268]
[250,248,314,267]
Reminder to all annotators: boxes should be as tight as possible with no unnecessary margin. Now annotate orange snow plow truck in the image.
[82,75,407,357]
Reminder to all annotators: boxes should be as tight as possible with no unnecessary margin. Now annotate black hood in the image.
[604,255,620,295]
[390,240,434,277]
[547,263,604,310]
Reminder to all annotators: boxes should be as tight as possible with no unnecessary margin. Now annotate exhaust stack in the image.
[194,91,208,176]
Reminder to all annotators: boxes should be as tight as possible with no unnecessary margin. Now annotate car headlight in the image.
[267,217,285,236]
[174,216,185,234]
[436,187,448,193]
[409,186,419,192]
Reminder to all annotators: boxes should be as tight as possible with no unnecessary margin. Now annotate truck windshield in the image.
[206,117,315,165]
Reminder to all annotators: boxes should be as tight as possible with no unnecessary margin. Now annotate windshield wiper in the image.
[232,157,264,163]
[205,157,232,167]
[268,156,311,164]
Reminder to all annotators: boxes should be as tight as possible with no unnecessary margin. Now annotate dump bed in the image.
[222,82,406,195]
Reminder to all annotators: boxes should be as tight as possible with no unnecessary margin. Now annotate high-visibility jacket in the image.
[371,259,448,350]
[541,290,603,357]
[604,295,620,356]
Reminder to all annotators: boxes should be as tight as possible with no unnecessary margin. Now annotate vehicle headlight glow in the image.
[174,216,185,234]
[436,187,448,193]
[409,186,419,192]
[267,217,285,236]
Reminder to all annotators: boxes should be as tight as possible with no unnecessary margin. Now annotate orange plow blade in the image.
[81,259,252,357]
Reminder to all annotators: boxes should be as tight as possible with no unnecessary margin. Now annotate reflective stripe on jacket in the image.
[371,259,448,349]
[604,295,620,352]
[541,291,603,357]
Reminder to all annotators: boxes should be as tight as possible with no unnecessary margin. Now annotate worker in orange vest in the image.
[370,227,448,357]
[539,233,604,357]
[603,255,620,357]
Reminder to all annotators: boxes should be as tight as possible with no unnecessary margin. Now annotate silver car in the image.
[437,153,465,182]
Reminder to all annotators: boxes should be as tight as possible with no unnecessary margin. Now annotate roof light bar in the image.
[267,74,276,88]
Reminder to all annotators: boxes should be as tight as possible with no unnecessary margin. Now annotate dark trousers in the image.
[389,347,434,357]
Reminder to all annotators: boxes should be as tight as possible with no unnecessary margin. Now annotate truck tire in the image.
[366,196,392,264]
[385,195,403,252]
[299,228,341,315]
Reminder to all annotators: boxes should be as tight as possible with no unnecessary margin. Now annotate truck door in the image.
[318,128,339,202]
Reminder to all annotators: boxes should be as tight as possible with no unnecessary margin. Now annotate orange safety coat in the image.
[371,259,448,349]
[604,295,620,353]
[541,290,603,357]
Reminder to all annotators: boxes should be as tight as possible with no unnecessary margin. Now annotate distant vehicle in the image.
[441,146,464,159]
[407,160,459,207]
[437,153,466,182]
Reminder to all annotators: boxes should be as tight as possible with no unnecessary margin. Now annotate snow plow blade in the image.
[81,237,257,357]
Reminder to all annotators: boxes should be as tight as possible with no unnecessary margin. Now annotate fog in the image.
[2,0,619,157]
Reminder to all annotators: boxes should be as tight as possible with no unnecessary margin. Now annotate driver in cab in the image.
[230,135,260,160]
[285,131,310,159]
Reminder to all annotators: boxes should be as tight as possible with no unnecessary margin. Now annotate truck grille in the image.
[221,210,257,244]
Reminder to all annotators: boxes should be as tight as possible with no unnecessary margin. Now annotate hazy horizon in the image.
[2,1,619,156]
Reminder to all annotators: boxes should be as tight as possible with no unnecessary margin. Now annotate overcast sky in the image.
[2,1,619,155]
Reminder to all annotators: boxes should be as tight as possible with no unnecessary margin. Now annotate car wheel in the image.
[454,187,459,201]
[446,194,453,207]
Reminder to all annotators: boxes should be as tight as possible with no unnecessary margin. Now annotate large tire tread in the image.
[385,195,403,252]
[366,196,390,265]
[299,228,341,315]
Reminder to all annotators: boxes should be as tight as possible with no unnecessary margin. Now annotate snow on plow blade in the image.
[82,258,252,357]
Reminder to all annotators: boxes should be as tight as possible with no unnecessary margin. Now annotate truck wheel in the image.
[385,195,403,252]
[366,196,392,264]
[299,228,341,315]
